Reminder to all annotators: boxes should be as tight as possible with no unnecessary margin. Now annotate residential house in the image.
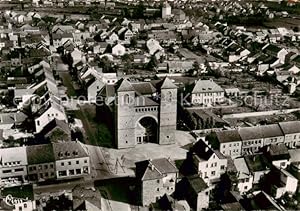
[182,175,210,210]
[190,79,225,106]
[279,121,300,148]
[0,146,28,187]
[87,78,105,102]
[37,119,71,143]
[135,158,178,206]
[146,38,164,55]
[264,167,298,199]
[26,144,56,182]
[53,142,90,179]
[93,42,108,54]
[112,43,126,56]
[264,144,290,169]
[263,44,288,63]
[261,124,285,146]
[234,158,253,194]
[288,149,300,172]
[244,153,270,184]
[239,127,264,155]
[188,140,227,185]
[34,100,67,133]
[215,130,242,158]
[0,112,28,130]
[167,60,194,73]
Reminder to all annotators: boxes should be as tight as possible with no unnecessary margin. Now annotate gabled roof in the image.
[52,141,88,161]
[192,79,224,94]
[135,158,178,181]
[116,78,135,92]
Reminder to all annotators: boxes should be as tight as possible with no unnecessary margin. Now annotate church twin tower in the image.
[114,78,177,149]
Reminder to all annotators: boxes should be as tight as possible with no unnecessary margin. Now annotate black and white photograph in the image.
[1,0,300,210]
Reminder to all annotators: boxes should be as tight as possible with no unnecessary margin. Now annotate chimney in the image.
[150,164,155,171]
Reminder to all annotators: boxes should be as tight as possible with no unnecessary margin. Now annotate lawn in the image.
[74,105,113,147]
[59,72,78,97]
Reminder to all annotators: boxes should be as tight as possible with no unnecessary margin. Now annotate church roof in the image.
[116,78,135,92]
[156,77,177,89]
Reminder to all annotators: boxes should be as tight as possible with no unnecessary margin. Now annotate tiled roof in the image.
[216,130,242,143]
[52,141,88,161]
[26,144,55,165]
[192,79,224,94]
[278,121,300,135]
[135,158,178,181]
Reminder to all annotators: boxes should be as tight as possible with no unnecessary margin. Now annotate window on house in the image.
[157,179,160,183]
[157,188,159,192]
[220,165,225,170]
[76,161,79,164]
[68,161,71,165]
[211,171,215,176]
[61,162,64,166]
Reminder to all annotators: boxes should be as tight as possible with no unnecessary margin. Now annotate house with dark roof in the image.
[279,121,300,148]
[264,144,290,169]
[239,126,264,155]
[263,166,298,199]
[52,142,90,179]
[135,158,178,206]
[249,191,284,210]
[244,153,270,184]
[26,144,56,182]
[262,44,288,63]
[215,129,242,158]
[37,118,71,143]
[187,139,227,185]
[180,175,210,210]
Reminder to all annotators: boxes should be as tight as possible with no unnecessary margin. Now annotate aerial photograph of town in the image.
[2,0,300,210]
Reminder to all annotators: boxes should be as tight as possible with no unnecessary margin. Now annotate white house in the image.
[189,140,228,185]
[0,146,28,187]
[34,100,67,133]
[234,158,253,194]
[191,79,225,106]
[146,38,163,55]
[112,43,126,56]
[52,142,90,179]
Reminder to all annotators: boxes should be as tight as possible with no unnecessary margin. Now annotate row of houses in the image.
[211,121,300,157]
[0,141,90,187]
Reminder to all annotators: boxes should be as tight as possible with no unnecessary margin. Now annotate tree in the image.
[146,55,158,71]
[121,53,134,73]
[130,36,137,48]
[99,56,113,73]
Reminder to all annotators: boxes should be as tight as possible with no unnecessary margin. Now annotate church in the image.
[97,77,177,149]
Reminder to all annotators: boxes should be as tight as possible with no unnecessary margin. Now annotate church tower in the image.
[158,78,177,145]
[115,79,136,149]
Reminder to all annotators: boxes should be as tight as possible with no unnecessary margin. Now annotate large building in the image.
[135,158,178,206]
[52,142,90,179]
[162,2,172,19]
[98,77,178,149]
[190,79,225,106]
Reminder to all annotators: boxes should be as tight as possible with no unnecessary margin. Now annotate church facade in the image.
[98,77,177,149]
